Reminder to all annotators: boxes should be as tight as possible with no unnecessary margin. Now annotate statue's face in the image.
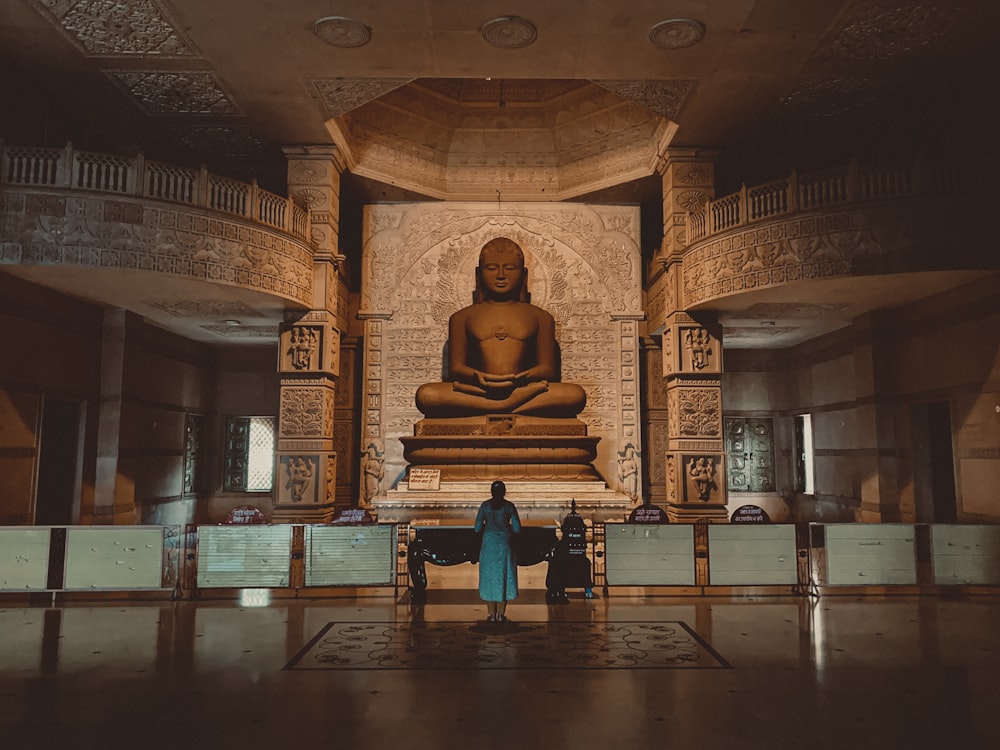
[479,248,524,300]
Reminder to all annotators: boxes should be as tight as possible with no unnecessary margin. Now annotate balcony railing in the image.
[686,157,951,245]
[0,142,310,242]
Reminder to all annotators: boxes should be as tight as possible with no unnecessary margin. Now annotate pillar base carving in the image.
[666,503,729,524]
[272,502,338,525]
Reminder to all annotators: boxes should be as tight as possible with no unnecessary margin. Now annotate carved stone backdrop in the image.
[359,202,644,495]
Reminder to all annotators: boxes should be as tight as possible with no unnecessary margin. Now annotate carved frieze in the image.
[1,190,313,305]
[682,209,883,307]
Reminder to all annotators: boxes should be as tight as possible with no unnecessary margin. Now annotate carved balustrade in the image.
[0,142,310,241]
[685,156,953,245]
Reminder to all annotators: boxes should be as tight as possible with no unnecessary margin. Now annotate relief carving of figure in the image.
[285,456,314,502]
[289,327,319,369]
[415,237,586,418]
[685,327,712,370]
[689,456,718,501]
[617,442,640,503]
[362,442,385,506]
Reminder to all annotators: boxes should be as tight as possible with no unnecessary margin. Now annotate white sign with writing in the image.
[408,468,441,491]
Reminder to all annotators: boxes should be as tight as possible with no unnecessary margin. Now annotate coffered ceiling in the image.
[1,0,998,347]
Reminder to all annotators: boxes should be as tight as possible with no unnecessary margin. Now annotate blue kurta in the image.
[474,499,522,602]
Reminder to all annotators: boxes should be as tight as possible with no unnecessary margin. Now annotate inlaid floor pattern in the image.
[284,620,732,670]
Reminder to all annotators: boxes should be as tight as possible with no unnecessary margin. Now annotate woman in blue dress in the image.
[474,480,522,622]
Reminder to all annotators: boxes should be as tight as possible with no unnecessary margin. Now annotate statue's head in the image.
[474,237,530,303]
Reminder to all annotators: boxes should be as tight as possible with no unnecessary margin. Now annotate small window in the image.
[224,416,276,492]
[794,414,815,494]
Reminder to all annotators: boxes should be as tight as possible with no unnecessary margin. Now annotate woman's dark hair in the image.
[490,479,506,508]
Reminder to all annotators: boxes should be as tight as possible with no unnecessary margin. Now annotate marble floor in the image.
[2,575,1000,750]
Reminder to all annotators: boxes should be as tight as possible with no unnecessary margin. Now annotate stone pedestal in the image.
[400,414,601,481]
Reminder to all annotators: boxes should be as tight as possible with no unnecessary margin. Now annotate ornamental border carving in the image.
[682,209,884,307]
[0,189,313,305]
[360,203,642,317]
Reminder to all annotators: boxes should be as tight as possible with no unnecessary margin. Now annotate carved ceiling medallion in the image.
[480,16,538,48]
[312,16,372,48]
[648,19,706,50]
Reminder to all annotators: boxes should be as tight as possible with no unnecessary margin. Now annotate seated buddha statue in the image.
[415,237,586,419]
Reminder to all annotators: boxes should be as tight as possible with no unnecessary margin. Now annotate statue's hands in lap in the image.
[453,371,550,399]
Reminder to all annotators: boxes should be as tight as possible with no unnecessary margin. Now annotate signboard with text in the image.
[627,504,669,524]
[730,505,771,524]
[408,468,441,491]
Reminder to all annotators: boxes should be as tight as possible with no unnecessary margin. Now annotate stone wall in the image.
[722,274,1000,523]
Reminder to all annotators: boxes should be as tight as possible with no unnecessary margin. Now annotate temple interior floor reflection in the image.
[3,583,1000,750]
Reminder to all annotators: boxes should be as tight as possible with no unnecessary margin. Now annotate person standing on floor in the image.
[474,479,522,623]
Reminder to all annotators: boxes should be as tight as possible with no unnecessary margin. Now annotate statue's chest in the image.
[468,313,537,343]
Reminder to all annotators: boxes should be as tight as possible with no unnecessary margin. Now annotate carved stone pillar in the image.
[656,148,718,261]
[663,312,729,523]
[273,147,346,523]
[651,149,727,522]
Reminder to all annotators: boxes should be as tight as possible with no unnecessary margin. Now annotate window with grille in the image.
[724,417,776,493]
[223,416,276,492]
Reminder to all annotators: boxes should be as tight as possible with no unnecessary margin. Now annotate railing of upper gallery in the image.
[685,156,964,244]
[0,142,310,241]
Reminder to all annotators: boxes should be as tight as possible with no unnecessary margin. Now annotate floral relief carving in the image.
[591,80,695,121]
[678,389,721,437]
[34,0,195,57]
[675,163,711,185]
[280,389,325,437]
[106,71,239,115]
[292,188,327,210]
[676,190,709,211]
[311,79,411,118]
[822,4,955,60]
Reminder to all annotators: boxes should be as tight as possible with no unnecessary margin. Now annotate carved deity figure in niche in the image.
[415,237,586,418]
[362,442,385,505]
[617,442,640,503]
[289,327,319,370]
[284,456,314,502]
[689,457,718,501]
[685,327,712,370]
